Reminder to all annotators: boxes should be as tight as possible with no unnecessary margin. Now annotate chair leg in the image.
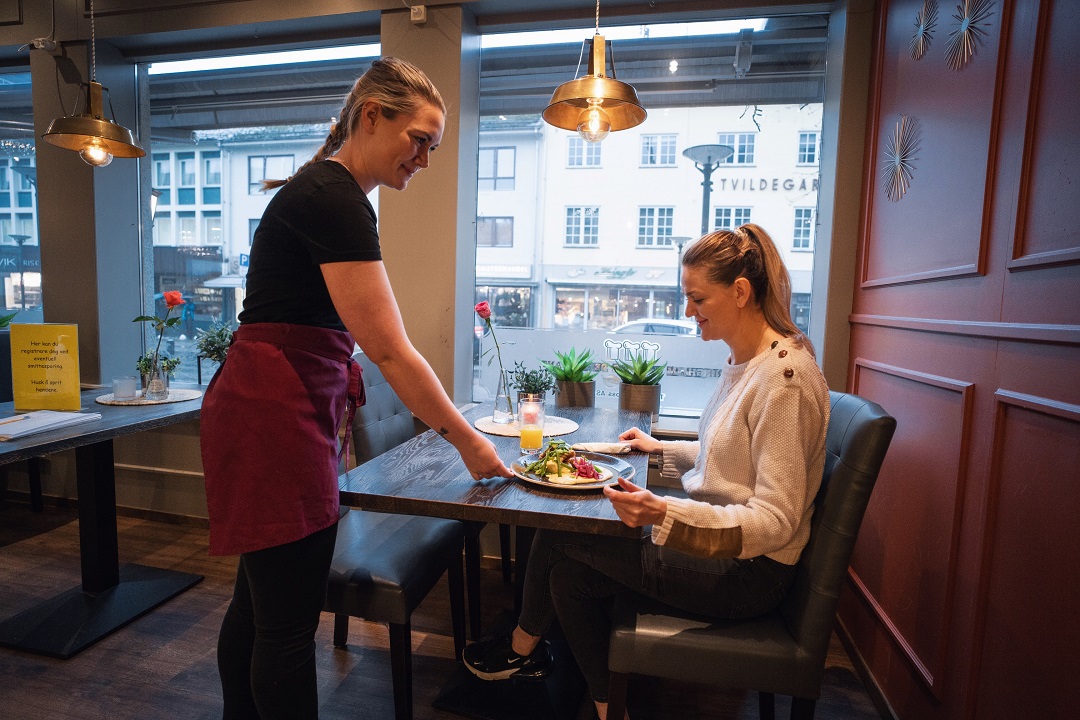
[499,523,513,584]
[790,697,816,720]
[333,614,350,648]
[607,671,629,720]
[447,540,467,659]
[28,457,43,513]
[759,691,776,720]
[464,522,483,640]
[388,621,414,720]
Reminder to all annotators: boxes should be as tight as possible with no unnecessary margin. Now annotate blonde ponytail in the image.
[682,223,814,356]
[260,57,445,192]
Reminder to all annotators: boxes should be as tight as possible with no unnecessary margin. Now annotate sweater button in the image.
[784,368,794,378]
[778,350,788,358]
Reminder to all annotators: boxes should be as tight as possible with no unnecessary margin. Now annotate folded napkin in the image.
[572,442,632,454]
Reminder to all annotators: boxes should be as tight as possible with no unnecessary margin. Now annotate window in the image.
[248,155,295,194]
[793,207,815,250]
[791,292,811,333]
[477,217,514,247]
[717,132,756,164]
[154,212,172,245]
[567,137,601,167]
[202,151,222,185]
[798,132,819,165]
[713,207,752,231]
[202,211,222,244]
[153,153,171,187]
[478,147,515,190]
[177,211,196,244]
[249,219,260,245]
[641,134,677,166]
[0,162,8,192]
[637,207,674,247]
[565,207,599,246]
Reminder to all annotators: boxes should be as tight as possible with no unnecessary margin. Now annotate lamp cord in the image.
[89,0,97,82]
[595,0,600,34]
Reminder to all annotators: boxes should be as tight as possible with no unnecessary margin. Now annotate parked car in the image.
[609,319,700,336]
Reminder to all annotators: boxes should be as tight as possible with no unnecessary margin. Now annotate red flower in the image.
[163,290,185,309]
[474,301,491,321]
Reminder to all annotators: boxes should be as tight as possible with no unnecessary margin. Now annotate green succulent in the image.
[195,322,234,364]
[509,361,556,395]
[542,348,599,383]
[610,351,666,386]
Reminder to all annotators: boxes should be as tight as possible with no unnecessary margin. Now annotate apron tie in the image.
[338,358,365,469]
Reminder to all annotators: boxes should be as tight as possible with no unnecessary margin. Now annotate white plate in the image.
[511,451,636,491]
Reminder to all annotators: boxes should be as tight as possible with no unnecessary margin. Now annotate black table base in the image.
[0,563,203,659]
[434,613,587,720]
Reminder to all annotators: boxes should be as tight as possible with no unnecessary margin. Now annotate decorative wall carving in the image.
[945,0,995,70]
[911,0,938,60]
[881,115,918,202]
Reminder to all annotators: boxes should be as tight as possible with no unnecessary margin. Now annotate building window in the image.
[248,155,294,194]
[716,132,756,164]
[154,212,172,245]
[798,132,819,165]
[637,207,674,247]
[203,211,222,244]
[0,161,9,192]
[640,134,677,166]
[479,147,515,190]
[713,207,752,231]
[477,217,514,247]
[202,151,222,204]
[567,137,601,168]
[791,292,811,333]
[565,207,599,246]
[177,211,196,244]
[249,218,260,245]
[793,207,815,250]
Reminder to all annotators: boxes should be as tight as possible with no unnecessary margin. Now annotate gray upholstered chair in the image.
[326,352,467,720]
[606,391,896,720]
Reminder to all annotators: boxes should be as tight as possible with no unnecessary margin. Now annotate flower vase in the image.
[491,370,514,424]
[143,357,170,401]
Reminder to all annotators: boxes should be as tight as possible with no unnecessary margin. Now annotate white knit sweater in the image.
[652,336,829,565]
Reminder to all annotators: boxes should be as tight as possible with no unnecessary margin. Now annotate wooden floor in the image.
[0,502,883,720]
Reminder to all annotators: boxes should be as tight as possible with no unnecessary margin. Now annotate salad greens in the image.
[523,439,602,480]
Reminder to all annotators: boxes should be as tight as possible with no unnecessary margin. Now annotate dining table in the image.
[0,386,204,659]
[338,401,652,720]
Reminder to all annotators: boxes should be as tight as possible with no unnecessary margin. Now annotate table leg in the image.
[513,526,535,616]
[0,440,203,659]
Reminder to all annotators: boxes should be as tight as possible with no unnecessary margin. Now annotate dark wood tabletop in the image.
[339,403,652,538]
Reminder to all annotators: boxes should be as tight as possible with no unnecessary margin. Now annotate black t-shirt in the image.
[238,161,381,330]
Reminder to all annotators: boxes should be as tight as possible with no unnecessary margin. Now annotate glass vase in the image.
[143,356,170,401]
[491,370,514,424]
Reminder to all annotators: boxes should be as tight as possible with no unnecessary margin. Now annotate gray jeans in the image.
[517,528,796,702]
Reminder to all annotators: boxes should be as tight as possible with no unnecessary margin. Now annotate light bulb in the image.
[79,143,114,167]
[576,100,611,143]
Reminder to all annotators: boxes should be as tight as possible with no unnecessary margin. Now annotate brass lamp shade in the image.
[542,34,646,134]
[42,81,145,160]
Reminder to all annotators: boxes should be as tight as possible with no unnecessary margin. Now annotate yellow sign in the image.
[9,324,82,411]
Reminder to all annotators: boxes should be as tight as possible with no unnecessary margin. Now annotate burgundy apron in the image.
[201,323,362,556]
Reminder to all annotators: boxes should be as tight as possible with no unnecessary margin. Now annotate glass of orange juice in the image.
[518,399,545,454]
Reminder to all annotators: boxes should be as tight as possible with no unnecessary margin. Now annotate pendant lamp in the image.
[542,0,646,143]
[42,0,145,167]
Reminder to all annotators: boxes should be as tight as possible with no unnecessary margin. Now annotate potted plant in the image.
[137,353,180,394]
[509,361,556,404]
[542,347,598,408]
[611,350,666,421]
[195,322,234,383]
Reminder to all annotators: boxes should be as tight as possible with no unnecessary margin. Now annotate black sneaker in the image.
[462,632,552,681]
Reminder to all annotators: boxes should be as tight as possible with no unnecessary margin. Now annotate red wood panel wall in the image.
[841,1,1080,719]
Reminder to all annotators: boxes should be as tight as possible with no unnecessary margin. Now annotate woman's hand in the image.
[618,427,664,455]
[603,478,668,528]
[457,434,513,481]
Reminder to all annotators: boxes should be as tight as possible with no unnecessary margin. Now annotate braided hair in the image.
[681,223,813,356]
[261,57,445,191]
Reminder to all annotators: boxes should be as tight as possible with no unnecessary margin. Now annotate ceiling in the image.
[0,7,828,148]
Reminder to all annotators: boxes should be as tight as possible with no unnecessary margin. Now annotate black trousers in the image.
[217,521,339,719]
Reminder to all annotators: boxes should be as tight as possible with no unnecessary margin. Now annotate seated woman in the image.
[463,224,830,720]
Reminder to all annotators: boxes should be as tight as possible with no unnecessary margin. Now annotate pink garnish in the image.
[570,457,601,479]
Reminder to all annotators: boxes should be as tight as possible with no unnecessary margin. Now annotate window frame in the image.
[637,206,675,248]
[716,132,756,165]
[564,206,600,247]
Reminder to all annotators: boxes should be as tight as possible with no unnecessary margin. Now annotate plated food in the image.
[512,439,633,491]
